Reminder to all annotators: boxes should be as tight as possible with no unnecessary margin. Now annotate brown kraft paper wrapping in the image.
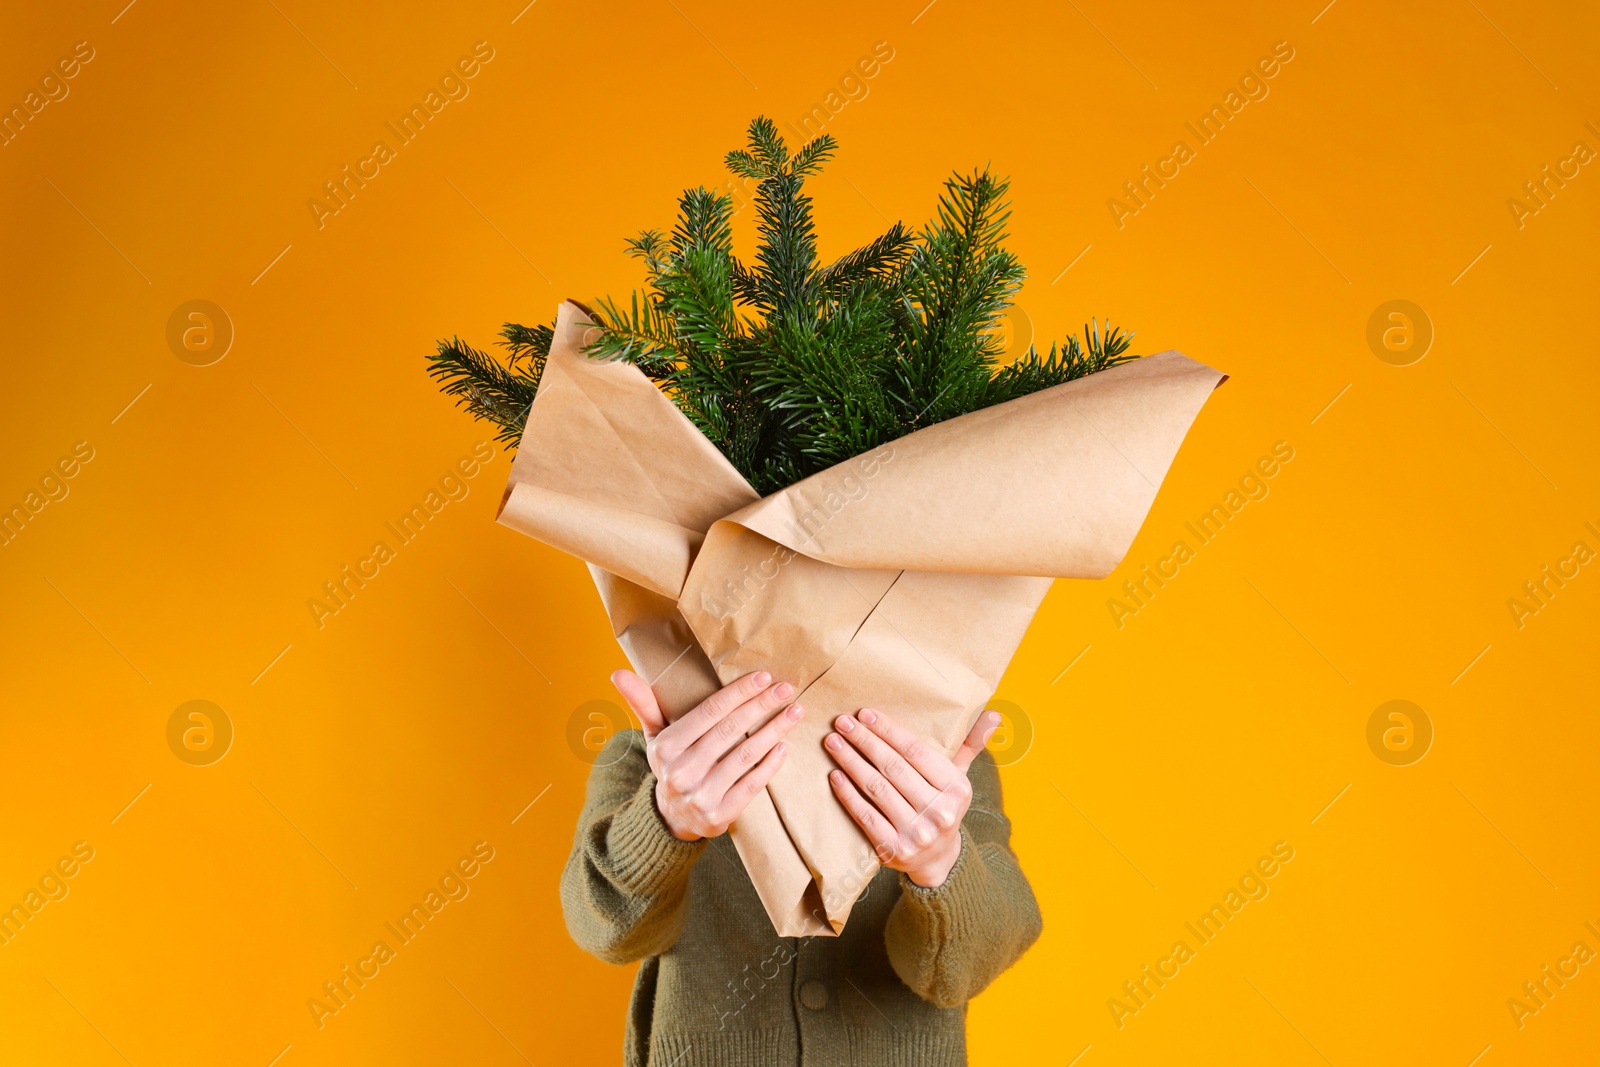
[498,301,1227,937]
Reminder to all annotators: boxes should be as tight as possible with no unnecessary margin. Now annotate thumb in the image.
[611,669,665,739]
[952,710,1000,773]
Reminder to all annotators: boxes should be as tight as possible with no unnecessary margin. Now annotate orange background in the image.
[3,0,1598,1063]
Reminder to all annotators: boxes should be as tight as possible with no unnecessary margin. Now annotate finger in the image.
[714,740,789,825]
[611,669,664,739]
[856,708,957,790]
[835,714,937,810]
[682,680,796,776]
[669,671,774,750]
[824,730,917,831]
[951,709,1001,773]
[829,770,900,866]
[704,701,805,797]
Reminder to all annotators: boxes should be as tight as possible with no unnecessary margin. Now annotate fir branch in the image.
[819,222,914,296]
[426,337,539,446]
[498,321,553,378]
[895,168,1026,426]
[745,170,823,320]
[670,188,735,256]
[726,116,790,177]
[984,320,1137,402]
[755,282,901,470]
[730,258,764,305]
[586,291,681,372]
[786,133,837,178]
[624,230,671,281]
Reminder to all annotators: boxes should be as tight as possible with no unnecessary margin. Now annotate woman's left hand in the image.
[824,707,999,888]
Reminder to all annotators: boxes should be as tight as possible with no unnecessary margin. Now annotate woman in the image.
[562,668,1043,1066]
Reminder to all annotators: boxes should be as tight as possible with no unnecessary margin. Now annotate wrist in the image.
[608,775,706,895]
[653,781,704,842]
[905,835,962,888]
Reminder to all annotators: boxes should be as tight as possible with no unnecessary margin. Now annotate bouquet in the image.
[428,119,1226,936]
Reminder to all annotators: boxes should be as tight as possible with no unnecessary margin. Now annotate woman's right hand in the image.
[611,669,805,842]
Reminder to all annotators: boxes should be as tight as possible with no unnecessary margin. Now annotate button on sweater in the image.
[560,730,1043,1066]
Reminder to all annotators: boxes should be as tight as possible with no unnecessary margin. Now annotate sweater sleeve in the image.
[882,750,1043,1007]
[559,729,706,964]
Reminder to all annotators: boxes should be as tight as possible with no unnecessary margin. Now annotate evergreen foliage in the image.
[426,322,547,448]
[428,117,1136,494]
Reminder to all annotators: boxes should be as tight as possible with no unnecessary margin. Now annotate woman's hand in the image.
[825,707,1000,888]
[612,669,805,842]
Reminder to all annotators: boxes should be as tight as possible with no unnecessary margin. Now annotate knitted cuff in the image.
[606,772,705,895]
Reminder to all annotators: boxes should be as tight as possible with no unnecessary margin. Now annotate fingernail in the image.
[836,715,855,733]
[825,733,843,750]
[786,703,803,720]
[774,741,787,758]
[858,708,878,725]
[754,671,771,686]
[773,682,794,700]
[829,770,843,785]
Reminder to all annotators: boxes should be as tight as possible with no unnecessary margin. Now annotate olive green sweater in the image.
[560,730,1043,1066]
